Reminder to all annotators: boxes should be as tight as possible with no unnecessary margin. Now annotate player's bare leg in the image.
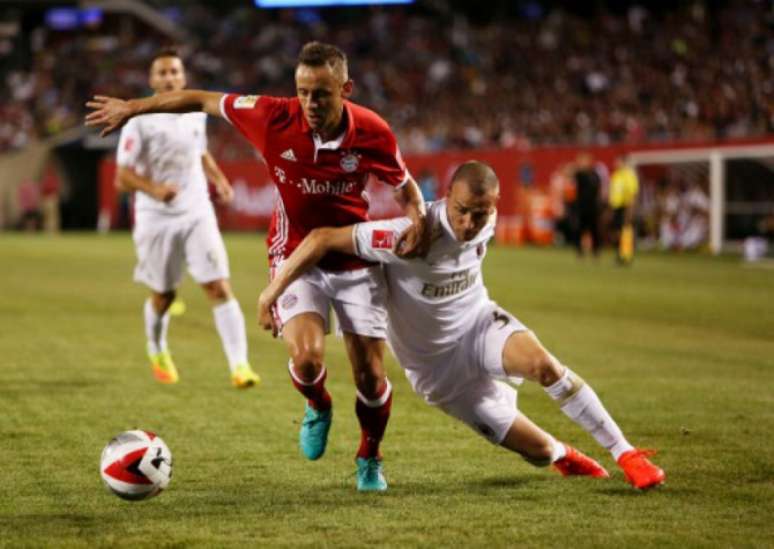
[146,290,178,383]
[283,313,332,460]
[343,333,390,492]
[500,413,608,478]
[200,278,258,388]
[501,330,665,489]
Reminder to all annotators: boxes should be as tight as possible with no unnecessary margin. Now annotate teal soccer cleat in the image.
[299,403,332,460]
[356,457,387,492]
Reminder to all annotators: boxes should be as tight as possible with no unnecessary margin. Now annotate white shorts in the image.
[395,302,527,444]
[439,380,519,445]
[132,213,229,293]
[271,263,388,339]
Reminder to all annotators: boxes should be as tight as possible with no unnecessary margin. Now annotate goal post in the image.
[628,144,774,255]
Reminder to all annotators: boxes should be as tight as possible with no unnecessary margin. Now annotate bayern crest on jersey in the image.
[100,430,173,501]
[340,153,360,173]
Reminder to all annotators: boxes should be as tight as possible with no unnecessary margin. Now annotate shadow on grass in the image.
[592,484,688,497]
[161,473,551,516]
[0,379,103,395]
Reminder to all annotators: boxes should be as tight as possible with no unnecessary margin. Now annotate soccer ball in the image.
[99,430,172,501]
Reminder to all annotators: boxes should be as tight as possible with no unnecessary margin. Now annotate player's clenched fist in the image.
[85,95,133,136]
[153,183,180,204]
[257,291,278,338]
[396,216,431,258]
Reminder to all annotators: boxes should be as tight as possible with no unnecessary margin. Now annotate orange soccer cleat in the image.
[554,445,610,478]
[617,448,665,490]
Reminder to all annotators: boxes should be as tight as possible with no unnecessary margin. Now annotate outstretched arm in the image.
[85,90,225,136]
[201,151,234,204]
[394,177,429,258]
[258,226,356,336]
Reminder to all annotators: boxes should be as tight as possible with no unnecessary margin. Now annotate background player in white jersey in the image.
[116,47,259,388]
[259,161,665,490]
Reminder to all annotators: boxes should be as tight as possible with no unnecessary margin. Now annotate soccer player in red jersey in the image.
[86,42,428,491]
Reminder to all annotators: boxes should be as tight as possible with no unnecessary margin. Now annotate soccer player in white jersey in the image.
[258,161,665,490]
[115,47,259,388]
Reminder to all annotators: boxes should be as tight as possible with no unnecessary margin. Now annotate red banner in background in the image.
[215,161,275,230]
[98,136,774,243]
[98,159,408,231]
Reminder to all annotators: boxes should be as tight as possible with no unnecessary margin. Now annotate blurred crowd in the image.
[1,1,772,156]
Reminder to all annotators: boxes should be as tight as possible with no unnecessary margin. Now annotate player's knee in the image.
[290,347,324,381]
[153,290,176,311]
[202,280,231,302]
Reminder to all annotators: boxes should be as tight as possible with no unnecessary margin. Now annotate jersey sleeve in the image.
[370,129,410,188]
[116,118,141,168]
[219,94,283,152]
[352,217,413,264]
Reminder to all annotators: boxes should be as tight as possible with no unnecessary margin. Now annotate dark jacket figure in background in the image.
[574,153,602,257]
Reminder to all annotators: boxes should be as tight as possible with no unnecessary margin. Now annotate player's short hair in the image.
[450,161,499,196]
[151,46,183,67]
[297,41,348,81]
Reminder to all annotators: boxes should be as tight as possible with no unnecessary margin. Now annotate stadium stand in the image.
[1,1,772,155]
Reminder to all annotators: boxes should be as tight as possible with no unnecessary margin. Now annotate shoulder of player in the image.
[226,94,295,117]
[119,116,137,133]
[348,101,395,141]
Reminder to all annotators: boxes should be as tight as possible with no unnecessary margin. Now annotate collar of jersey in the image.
[301,100,357,161]
[438,199,458,242]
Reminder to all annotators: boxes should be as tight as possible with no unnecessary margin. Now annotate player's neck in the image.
[317,107,347,142]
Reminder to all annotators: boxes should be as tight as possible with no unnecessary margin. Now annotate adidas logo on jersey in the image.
[280,148,297,162]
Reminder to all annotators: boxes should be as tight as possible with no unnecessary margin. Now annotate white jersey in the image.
[353,199,494,361]
[116,112,212,221]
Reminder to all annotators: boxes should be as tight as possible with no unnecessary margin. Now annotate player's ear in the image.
[342,79,354,98]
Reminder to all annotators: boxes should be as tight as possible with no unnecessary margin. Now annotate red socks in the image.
[288,361,332,412]
[355,379,393,459]
[289,361,392,458]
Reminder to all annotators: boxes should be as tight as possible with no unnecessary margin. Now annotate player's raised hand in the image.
[85,95,133,136]
[257,290,278,338]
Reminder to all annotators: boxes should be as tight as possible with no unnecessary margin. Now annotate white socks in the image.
[545,368,634,461]
[549,436,567,463]
[213,299,248,372]
[144,299,170,356]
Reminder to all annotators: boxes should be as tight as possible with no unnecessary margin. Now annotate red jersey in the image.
[220,94,409,271]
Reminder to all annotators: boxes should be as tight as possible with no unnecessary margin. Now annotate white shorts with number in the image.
[393,301,528,444]
[132,212,229,293]
[271,263,388,339]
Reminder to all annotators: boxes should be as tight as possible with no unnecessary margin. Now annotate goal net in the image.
[628,144,774,254]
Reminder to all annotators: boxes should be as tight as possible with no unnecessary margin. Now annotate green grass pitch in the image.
[1,233,772,548]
